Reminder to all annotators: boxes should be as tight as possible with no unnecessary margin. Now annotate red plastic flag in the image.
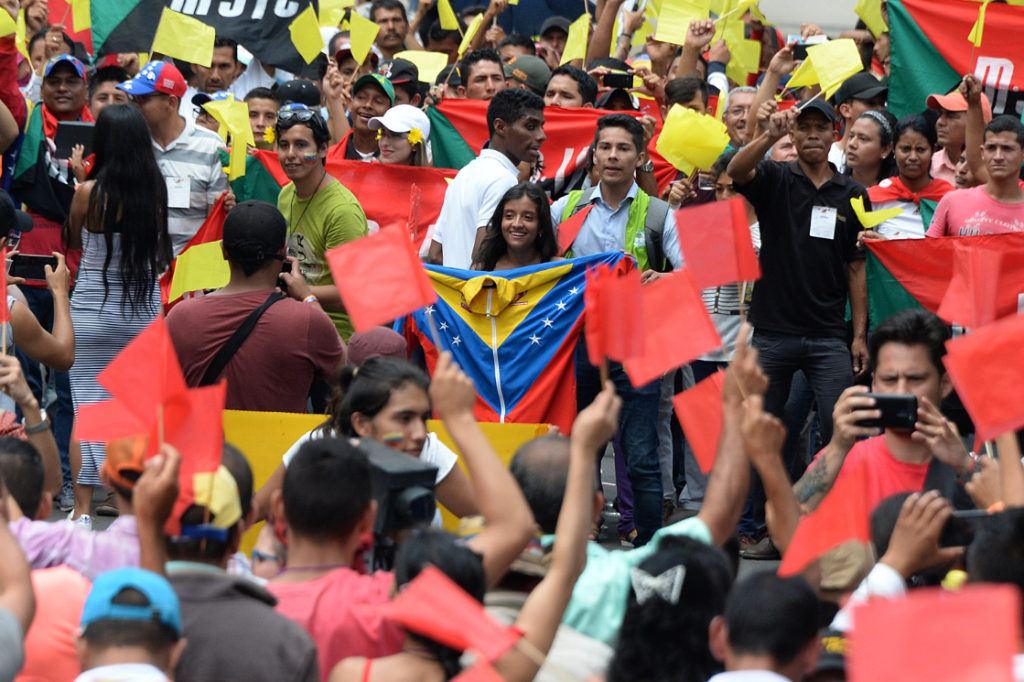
[623,269,721,388]
[944,312,1024,443]
[674,198,761,291]
[936,242,1002,329]
[778,457,870,577]
[97,316,189,429]
[326,227,437,334]
[451,662,506,682]
[75,397,150,444]
[583,264,644,366]
[672,371,725,474]
[557,205,593,257]
[0,247,9,325]
[849,584,1020,682]
[381,565,521,662]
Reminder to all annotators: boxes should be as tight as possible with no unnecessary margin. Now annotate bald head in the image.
[509,435,571,534]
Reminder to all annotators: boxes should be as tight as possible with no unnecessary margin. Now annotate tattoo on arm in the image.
[795,455,830,504]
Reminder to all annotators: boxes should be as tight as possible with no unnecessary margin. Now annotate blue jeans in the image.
[15,287,72,487]
[577,338,662,547]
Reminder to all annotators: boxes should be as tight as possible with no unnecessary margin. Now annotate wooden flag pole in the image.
[424,307,444,350]
[795,90,823,110]
[600,357,610,384]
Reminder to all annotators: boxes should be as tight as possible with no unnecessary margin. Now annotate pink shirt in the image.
[813,435,929,512]
[930,149,958,186]
[16,566,89,682]
[268,568,404,682]
[926,185,1024,237]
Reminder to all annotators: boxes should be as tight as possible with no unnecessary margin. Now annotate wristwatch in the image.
[23,409,50,435]
[638,159,655,173]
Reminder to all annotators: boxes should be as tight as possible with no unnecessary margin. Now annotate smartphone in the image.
[54,121,95,159]
[855,394,918,429]
[8,255,57,282]
[939,510,993,547]
[603,72,634,89]
[793,44,809,60]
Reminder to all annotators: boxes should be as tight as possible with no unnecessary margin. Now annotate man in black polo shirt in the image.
[727,99,869,552]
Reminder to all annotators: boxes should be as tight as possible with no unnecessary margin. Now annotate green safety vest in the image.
[560,186,671,273]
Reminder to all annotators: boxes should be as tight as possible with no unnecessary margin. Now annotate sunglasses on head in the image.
[278,108,319,122]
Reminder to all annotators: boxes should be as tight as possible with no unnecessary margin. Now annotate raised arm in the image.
[741,394,801,555]
[960,73,987,185]
[496,382,621,682]
[0,478,35,634]
[676,19,714,79]
[430,353,535,586]
[747,42,796,141]
[0,356,60,499]
[587,0,627,66]
[132,444,182,576]
[728,107,796,184]
[10,253,74,372]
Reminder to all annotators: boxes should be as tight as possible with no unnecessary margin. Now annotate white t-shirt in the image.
[433,149,520,269]
[230,59,293,100]
[828,141,846,173]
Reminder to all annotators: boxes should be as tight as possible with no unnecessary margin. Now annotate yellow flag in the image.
[509,0,518,6]
[438,0,461,32]
[655,104,731,175]
[0,10,15,37]
[15,9,26,58]
[151,8,216,68]
[458,13,484,59]
[319,0,354,28]
[559,14,590,65]
[349,11,381,65]
[70,0,90,32]
[289,5,324,64]
[850,196,902,230]
[786,57,818,90]
[722,16,759,85]
[204,99,254,180]
[631,18,655,47]
[654,0,710,45]
[395,50,449,83]
[168,240,231,301]
[811,39,865,99]
[968,0,992,47]
[749,3,770,24]
[854,0,886,38]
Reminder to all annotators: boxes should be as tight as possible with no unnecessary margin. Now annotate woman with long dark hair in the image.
[844,110,898,189]
[473,182,562,271]
[64,103,173,520]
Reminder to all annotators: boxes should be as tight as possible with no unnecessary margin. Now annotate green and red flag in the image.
[864,233,1024,325]
[889,0,1024,118]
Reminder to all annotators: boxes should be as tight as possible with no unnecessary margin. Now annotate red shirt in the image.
[813,435,929,512]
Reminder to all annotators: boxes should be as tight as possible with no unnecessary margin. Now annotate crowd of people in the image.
[1,0,1024,680]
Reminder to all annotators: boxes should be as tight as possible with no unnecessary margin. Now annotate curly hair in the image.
[473,182,558,271]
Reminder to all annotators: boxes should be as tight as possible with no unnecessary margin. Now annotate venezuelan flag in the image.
[398,252,628,433]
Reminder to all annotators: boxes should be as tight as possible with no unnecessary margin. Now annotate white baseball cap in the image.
[368,104,431,140]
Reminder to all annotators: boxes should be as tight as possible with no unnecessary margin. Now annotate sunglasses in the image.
[278,108,320,122]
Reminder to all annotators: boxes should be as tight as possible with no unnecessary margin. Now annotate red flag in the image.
[381,565,521,662]
[936,242,1002,329]
[583,264,644,366]
[325,226,436,333]
[0,247,9,324]
[674,198,761,290]
[848,585,1020,682]
[557,205,593,256]
[451,662,506,682]
[778,458,870,577]
[622,269,721,388]
[943,312,1024,443]
[97,316,189,428]
[75,397,150,444]
[672,372,725,474]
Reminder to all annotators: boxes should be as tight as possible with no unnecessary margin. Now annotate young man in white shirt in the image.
[428,88,546,269]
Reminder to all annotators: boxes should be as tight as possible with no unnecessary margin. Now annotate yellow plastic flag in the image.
[14,9,26,58]
[168,240,231,301]
[0,10,15,37]
[438,0,461,32]
[70,0,90,32]
[654,0,710,45]
[509,0,518,6]
[805,39,863,99]
[395,50,449,83]
[151,8,216,68]
[559,14,590,65]
[749,3,771,25]
[786,57,818,90]
[458,13,484,58]
[289,5,324,64]
[850,196,902,229]
[854,0,886,38]
[655,104,730,175]
[204,99,254,180]
[349,11,381,65]
[722,17,759,85]
[968,0,992,47]
[319,0,354,28]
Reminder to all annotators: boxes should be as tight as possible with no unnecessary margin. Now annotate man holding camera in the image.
[793,309,976,515]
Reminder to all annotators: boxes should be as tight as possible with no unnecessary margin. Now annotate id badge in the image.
[809,206,837,240]
[167,177,191,209]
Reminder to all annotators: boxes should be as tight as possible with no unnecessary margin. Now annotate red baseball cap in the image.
[927,90,993,124]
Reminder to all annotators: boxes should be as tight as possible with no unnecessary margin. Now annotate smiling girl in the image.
[369,105,431,167]
[473,182,562,271]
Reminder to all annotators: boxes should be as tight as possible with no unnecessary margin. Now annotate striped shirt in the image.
[698,222,761,363]
[152,118,229,256]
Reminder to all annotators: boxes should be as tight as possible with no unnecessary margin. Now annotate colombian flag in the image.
[398,252,629,433]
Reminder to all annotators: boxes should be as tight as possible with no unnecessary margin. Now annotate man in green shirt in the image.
[276,103,369,340]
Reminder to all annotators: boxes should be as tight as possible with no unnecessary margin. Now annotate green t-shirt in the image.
[278,180,369,340]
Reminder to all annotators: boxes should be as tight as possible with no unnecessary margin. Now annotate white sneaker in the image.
[68,510,92,529]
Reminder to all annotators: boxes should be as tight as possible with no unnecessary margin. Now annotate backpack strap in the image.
[200,292,286,386]
[568,185,601,218]
[643,196,673,273]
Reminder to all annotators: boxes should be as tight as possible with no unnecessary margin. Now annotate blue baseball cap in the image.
[81,568,183,637]
[43,54,86,81]
[117,61,187,99]
[192,90,236,107]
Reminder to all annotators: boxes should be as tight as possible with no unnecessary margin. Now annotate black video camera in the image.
[356,437,437,533]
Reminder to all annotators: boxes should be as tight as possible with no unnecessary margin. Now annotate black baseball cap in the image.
[223,201,286,262]
[277,79,322,108]
[0,192,33,238]
[796,98,837,124]
[436,65,461,87]
[539,16,571,38]
[382,58,419,84]
[833,72,887,107]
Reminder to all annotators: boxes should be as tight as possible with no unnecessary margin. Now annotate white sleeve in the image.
[281,430,320,468]
[0,608,24,682]
[421,433,458,484]
[707,71,729,102]
[830,562,906,633]
[23,73,41,104]
[476,176,518,229]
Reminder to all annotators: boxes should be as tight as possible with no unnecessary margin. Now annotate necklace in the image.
[277,562,347,575]
[289,167,328,232]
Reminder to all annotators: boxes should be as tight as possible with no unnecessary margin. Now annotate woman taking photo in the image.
[369,105,432,167]
[473,182,562,271]
[844,109,897,189]
[866,115,954,240]
[64,103,173,521]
